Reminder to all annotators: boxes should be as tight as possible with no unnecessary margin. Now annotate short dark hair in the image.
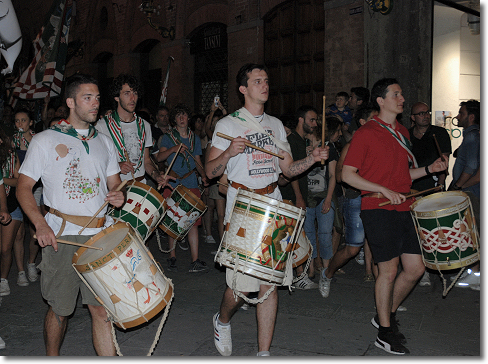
[157,105,169,114]
[370,78,399,111]
[169,103,192,124]
[351,87,370,104]
[65,73,98,100]
[14,107,32,121]
[110,74,143,103]
[189,113,205,131]
[336,91,349,99]
[294,105,318,130]
[353,104,376,129]
[460,100,480,125]
[236,63,268,88]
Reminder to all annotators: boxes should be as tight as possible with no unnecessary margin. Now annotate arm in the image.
[290,180,306,209]
[458,168,480,189]
[218,174,228,195]
[156,143,188,163]
[322,160,337,213]
[205,137,247,179]
[335,142,350,183]
[105,174,126,208]
[278,174,290,187]
[279,145,329,179]
[409,157,449,181]
[0,184,11,224]
[3,156,20,188]
[194,155,208,186]
[17,174,58,250]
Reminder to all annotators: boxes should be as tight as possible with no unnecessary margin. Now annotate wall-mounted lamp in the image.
[139,0,175,40]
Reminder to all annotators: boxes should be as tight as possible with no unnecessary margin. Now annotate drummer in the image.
[205,63,329,356]
[341,78,448,355]
[16,74,125,356]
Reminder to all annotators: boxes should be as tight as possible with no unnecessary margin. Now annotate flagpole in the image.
[160,56,174,106]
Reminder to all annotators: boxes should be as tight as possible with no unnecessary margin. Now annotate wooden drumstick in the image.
[162,143,183,180]
[378,185,443,207]
[432,134,449,175]
[216,132,284,160]
[33,235,103,251]
[183,149,204,170]
[217,181,229,187]
[123,150,135,180]
[321,96,327,165]
[78,179,128,234]
[149,154,160,173]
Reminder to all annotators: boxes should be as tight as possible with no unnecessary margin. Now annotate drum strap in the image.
[48,207,106,237]
[230,181,278,195]
[168,169,195,181]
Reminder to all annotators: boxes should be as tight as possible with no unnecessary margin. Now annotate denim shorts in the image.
[343,196,364,247]
[10,206,23,221]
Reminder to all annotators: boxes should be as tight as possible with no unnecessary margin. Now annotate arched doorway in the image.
[189,22,228,114]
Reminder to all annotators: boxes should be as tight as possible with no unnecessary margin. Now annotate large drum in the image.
[410,191,479,270]
[215,189,305,285]
[159,185,207,241]
[72,222,173,329]
[281,200,312,268]
[109,181,165,241]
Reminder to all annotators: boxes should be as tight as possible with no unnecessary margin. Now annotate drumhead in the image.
[76,225,130,265]
[412,192,467,213]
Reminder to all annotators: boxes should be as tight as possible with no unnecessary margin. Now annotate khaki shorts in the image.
[226,268,275,292]
[209,183,225,200]
[39,235,100,316]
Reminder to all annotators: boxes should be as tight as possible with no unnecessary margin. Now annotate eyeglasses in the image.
[412,111,431,117]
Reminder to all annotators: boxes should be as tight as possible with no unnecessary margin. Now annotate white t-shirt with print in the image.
[211,111,288,221]
[19,129,120,236]
[96,117,153,181]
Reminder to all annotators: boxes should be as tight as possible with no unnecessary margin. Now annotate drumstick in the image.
[162,143,183,180]
[378,185,443,207]
[123,150,135,180]
[33,235,103,251]
[149,154,160,172]
[183,149,204,171]
[216,132,284,160]
[217,181,228,187]
[432,134,449,175]
[321,96,327,165]
[78,179,128,234]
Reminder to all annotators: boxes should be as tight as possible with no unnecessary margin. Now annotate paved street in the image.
[0,226,480,357]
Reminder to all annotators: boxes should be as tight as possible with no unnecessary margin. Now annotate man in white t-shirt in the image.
[96,74,166,186]
[16,74,125,356]
[206,63,329,356]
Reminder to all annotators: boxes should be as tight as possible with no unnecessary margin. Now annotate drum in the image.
[72,222,173,329]
[109,181,165,241]
[215,189,305,285]
[281,200,312,268]
[410,191,479,270]
[159,185,207,241]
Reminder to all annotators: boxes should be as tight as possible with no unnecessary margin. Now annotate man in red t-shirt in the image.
[342,78,447,355]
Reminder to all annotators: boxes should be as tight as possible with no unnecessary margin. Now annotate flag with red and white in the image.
[12,0,72,100]
[160,56,174,106]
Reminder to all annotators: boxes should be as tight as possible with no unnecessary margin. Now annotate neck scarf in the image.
[50,119,98,154]
[13,129,35,149]
[168,127,195,170]
[374,117,418,168]
[103,110,146,172]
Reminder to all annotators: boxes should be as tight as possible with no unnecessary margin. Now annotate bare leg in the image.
[88,305,116,356]
[332,227,341,255]
[364,239,374,276]
[187,225,199,262]
[44,307,68,356]
[218,286,247,323]
[325,245,361,279]
[28,209,41,264]
[202,192,214,238]
[375,257,400,327]
[13,222,25,273]
[256,284,278,352]
[0,220,22,279]
[391,254,424,312]
[216,199,226,240]
[169,237,176,259]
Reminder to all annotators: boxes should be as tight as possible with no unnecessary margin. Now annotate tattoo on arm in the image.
[211,163,224,177]
[288,155,314,177]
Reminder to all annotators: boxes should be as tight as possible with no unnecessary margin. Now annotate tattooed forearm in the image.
[209,163,224,177]
[286,154,315,178]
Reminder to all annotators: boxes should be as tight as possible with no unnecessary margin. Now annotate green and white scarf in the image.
[50,119,98,154]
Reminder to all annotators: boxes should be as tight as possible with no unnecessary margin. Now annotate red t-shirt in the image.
[343,116,413,211]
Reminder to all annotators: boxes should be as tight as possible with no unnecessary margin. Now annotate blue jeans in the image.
[343,196,365,247]
[304,199,335,260]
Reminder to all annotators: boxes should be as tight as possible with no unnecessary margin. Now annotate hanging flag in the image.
[11,0,72,100]
[159,56,174,106]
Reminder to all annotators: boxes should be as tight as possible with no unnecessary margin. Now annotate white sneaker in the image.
[0,336,5,349]
[294,276,318,290]
[319,273,332,298]
[455,269,480,289]
[0,278,10,296]
[206,235,217,244]
[257,351,270,356]
[355,248,365,265]
[27,263,39,282]
[17,271,29,287]
[418,271,431,286]
[213,313,232,356]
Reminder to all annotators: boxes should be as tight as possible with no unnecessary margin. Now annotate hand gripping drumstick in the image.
[183,149,204,170]
[162,143,183,181]
[33,235,103,251]
[78,179,128,234]
[378,185,443,207]
[321,96,327,165]
[216,132,284,160]
[432,134,449,176]
[123,150,135,181]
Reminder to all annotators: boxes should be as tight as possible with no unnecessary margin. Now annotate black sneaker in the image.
[371,314,406,344]
[189,259,209,272]
[375,329,410,355]
[167,257,178,272]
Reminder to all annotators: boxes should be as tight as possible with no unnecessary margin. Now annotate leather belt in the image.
[48,207,106,237]
[362,192,410,199]
[230,181,278,195]
[168,169,195,181]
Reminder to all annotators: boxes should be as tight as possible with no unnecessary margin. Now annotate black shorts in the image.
[360,209,421,263]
